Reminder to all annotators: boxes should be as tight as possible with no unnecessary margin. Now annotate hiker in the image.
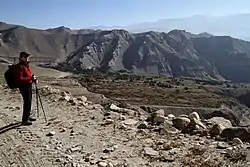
[15,51,37,125]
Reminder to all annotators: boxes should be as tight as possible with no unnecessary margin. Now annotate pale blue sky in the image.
[1,0,250,29]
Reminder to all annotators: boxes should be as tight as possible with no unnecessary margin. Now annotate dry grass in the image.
[189,146,207,156]
[79,73,231,108]
[225,150,247,163]
[181,146,224,167]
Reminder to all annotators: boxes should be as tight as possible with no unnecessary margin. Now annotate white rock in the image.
[232,138,243,146]
[189,112,200,121]
[123,119,138,126]
[9,106,15,110]
[167,114,175,120]
[77,96,87,103]
[113,145,118,150]
[179,114,189,118]
[71,146,82,152]
[119,108,135,115]
[144,147,159,156]
[192,118,206,129]
[98,162,108,167]
[107,162,113,167]
[155,109,165,116]
[110,104,121,111]
[110,104,135,115]
[217,142,228,149]
[226,147,233,151]
[46,131,56,137]
[119,115,126,121]
[207,117,232,128]
[119,123,128,130]
[105,119,114,125]
[65,154,73,160]
[60,95,71,102]
[195,124,200,130]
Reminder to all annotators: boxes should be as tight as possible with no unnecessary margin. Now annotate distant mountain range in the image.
[1,21,250,82]
[89,14,250,41]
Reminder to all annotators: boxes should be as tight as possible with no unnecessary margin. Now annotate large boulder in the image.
[172,117,191,130]
[209,124,225,137]
[147,109,166,124]
[207,117,232,128]
[200,107,240,126]
[221,127,250,141]
[154,115,166,123]
[154,109,165,116]
[208,117,233,137]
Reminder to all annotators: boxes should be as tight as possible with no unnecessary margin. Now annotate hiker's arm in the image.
[16,67,33,84]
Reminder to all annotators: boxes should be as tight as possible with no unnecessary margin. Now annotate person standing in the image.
[15,51,37,125]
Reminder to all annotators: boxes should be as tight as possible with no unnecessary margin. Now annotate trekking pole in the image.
[35,84,40,118]
[35,83,48,123]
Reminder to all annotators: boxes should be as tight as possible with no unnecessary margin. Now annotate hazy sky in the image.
[1,0,250,29]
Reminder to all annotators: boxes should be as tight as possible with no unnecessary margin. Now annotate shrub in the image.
[225,150,247,163]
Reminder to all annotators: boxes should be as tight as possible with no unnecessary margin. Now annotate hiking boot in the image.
[22,121,33,126]
[28,117,37,122]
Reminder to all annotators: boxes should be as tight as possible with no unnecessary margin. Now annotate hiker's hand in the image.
[32,75,38,84]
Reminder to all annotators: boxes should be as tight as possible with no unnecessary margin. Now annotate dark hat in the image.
[19,51,30,58]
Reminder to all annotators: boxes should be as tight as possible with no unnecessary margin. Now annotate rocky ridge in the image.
[2,22,250,82]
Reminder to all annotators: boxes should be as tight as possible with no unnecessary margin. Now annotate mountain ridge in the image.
[1,22,250,82]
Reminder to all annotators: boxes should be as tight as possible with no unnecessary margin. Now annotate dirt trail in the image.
[0,87,61,166]
[0,86,96,166]
[0,84,143,167]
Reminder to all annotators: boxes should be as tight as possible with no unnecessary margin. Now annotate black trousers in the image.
[19,84,32,122]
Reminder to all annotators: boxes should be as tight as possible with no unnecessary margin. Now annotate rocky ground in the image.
[0,72,250,167]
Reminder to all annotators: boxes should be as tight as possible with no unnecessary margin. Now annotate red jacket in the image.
[15,62,33,86]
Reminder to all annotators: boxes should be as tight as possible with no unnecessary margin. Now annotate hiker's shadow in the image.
[0,122,22,134]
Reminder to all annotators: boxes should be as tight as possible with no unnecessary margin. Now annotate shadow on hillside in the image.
[0,122,22,134]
